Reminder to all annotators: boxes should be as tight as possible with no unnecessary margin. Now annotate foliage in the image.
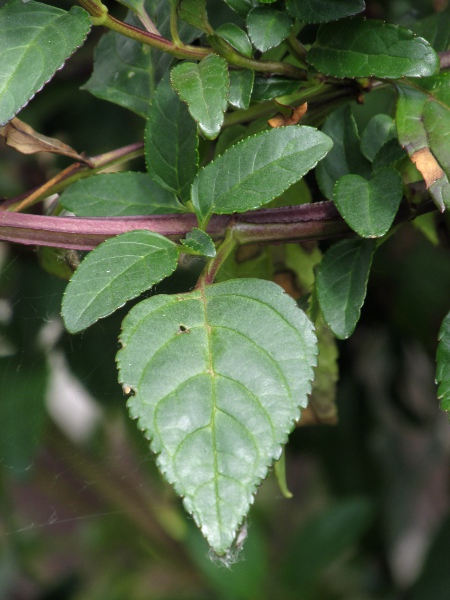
[2,0,450,595]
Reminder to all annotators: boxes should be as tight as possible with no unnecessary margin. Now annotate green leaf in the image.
[360,114,396,163]
[59,173,185,217]
[334,167,403,238]
[117,278,317,554]
[410,6,450,52]
[228,69,254,109]
[252,77,300,101]
[395,75,450,211]
[436,311,450,413]
[61,231,179,333]
[372,138,406,172]
[316,239,375,339]
[223,0,257,18]
[215,23,253,57]
[171,55,229,140]
[181,228,216,257]
[0,0,91,126]
[286,0,365,24]
[192,126,333,226]
[247,7,293,53]
[316,105,371,201]
[146,75,198,203]
[177,0,209,32]
[307,18,439,79]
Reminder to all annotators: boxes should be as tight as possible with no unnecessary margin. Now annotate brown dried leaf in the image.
[411,147,445,188]
[268,102,308,128]
[0,118,87,161]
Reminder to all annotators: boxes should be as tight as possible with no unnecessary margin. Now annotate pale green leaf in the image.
[286,0,365,23]
[59,173,186,216]
[316,239,375,339]
[0,0,91,126]
[247,7,293,53]
[117,278,317,554]
[171,55,229,140]
[436,311,450,413]
[181,228,216,257]
[62,231,178,333]
[307,18,439,79]
[192,126,333,226]
[146,75,198,202]
[333,167,403,238]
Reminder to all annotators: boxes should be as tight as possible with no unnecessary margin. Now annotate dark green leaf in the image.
[360,114,396,163]
[286,0,365,24]
[228,69,254,109]
[192,126,333,226]
[372,138,406,172]
[436,311,450,412]
[181,228,216,257]
[316,105,371,200]
[307,18,439,79]
[171,55,229,140]
[146,75,198,202]
[252,77,300,101]
[59,173,185,217]
[117,278,317,554]
[316,239,375,339]
[177,0,210,32]
[334,167,403,238]
[0,0,91,126]
[215,23,253,57]
[395,75,450,211]
[223,0,257,18]
[247,7,293,53]
[410,6,450,52]
[62,231,179,333]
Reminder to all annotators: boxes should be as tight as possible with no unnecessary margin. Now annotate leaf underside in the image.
[118,278,317,555]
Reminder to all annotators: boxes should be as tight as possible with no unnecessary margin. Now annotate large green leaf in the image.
[247,7,293,53]
[333,167,403,238]
[145,75,198,202]
[316,105,371,201]
[117,278,317,554]
[61,231,179,333]
[0,0,91,126]
[59,173,185,216]
[171,55,229,140]
[436,311,450,413]
[192,126,333,227]
[316,239,375,339]
[395,75,450,211]
[307,18,439,79]
[286,0,365,23]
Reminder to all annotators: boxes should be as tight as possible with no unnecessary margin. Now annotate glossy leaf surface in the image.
[60,173,185,217]
[0,0,91,126]
[228,69,254,109]
[215,23,253,57]
[192,126,333,226]
[436,311,450,412]
[171,55,229,140]
[360,114,397,163]
[117,278,317,554]
[146,75,198,202]
[252,77,300,101]
[62,231,178,333]
[316,239,375,339]
[223,0,257,17]
[307,18,439,79]
[334,167,403,238]
[247,7,293,52]
[286,0,365,23]
[396,75,450,211]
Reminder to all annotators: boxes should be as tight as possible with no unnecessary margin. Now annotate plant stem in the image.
[197,226,237,286]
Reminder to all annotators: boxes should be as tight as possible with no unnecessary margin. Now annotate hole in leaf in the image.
[177,324,190,334]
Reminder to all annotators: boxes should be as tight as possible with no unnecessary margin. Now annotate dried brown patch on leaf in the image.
[411,147,445,188]
[268,102,308,128]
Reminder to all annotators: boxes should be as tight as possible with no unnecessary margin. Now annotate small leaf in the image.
[436,311,450,413]
[0,0,91,126]
[252,77,300,101]
[171,55,229,140]
[181,228,216,257]
[146,74,198,202]
[117,278,317,554]
[360,114,396,163]
[286,0,365,23]
[316,239,375,339]
[395,75,450,211]
[223,0,257,18]
[61,231,179,333]
[59,173,185,217]
[192,126,333,226]
[333,167,403,238]
[316,105,371,200]
[372,138,406,172]
[0,118,85,161]
[247,7,293,53]
[307,18,439,79]
[228,69,254,109]
[177,0,210,32]
[215,23,253,58]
